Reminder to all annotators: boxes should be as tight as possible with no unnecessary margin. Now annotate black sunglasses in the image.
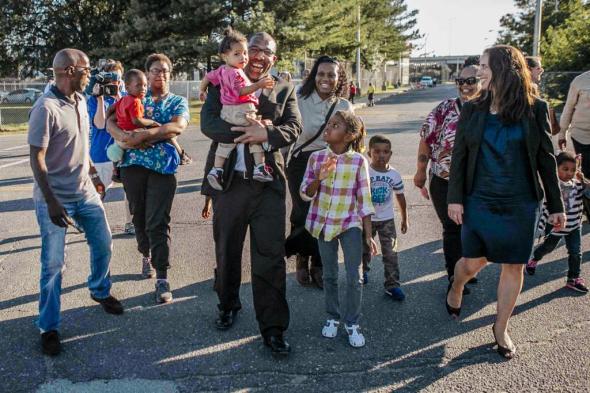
[455,77,478,86]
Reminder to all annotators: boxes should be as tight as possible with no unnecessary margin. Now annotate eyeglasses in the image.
[150,68,171,76]
[62,66,91,74]
[455,77,478,86]
[249,47,275,57]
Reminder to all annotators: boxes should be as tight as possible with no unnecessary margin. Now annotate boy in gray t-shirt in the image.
[28,48,123,357]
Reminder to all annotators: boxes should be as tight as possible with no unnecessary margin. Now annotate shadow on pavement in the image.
[1,235,585,392]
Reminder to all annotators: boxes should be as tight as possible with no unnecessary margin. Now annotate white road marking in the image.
[0,144,28,151]
[0,158,29,169]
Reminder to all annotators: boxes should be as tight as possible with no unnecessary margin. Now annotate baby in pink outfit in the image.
[200,28,275,190]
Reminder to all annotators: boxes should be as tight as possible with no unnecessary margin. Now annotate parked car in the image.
[0,90,9,101]
[419,76,434,88]
[2,88,43,104]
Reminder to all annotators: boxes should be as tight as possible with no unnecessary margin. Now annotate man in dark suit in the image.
[200,32,302,357]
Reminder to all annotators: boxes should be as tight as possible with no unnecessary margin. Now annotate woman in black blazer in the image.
[445,45,565,359]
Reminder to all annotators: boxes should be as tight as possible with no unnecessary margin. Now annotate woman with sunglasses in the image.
[286,55,352,288]
[413,64,480,285]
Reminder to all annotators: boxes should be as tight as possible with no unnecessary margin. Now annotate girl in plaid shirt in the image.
[300,111,378,348]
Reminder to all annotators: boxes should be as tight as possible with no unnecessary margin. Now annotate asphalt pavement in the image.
[0,85,588,392]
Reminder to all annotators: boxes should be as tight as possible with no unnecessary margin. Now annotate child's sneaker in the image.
[385,287,406,301]
[526,259,538,275]
[359,271,368,285]
[321,319,340,338]
[207,167,224,191]
[252,164,273,182]
[124,222,135,235]
[344,324,365,348]
[566,278,588,293]
[155,279,173,304]
[142,256,155,279]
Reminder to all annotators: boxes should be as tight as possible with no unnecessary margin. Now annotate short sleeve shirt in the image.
[419,98,461,180]
[115,95,143,131]
[28,87,95,203]
[207,65,258,106]
[119,91,189,174]
[88,95,117,164]
[369,166,404,222]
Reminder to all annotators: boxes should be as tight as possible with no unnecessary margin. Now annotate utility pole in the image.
[398,53,402,86]
[356,3,361,92]
[532,0,543,56]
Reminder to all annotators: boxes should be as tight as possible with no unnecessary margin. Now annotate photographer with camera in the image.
[87,59,134,234]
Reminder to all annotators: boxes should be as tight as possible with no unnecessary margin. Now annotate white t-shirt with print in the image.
[369,166,404,222]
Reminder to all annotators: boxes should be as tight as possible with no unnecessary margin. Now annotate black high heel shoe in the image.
[445,280,461,318]
[492,323,516,359]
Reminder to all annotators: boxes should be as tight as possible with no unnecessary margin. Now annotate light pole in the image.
[355,3,361,92]
[532,0,543,56]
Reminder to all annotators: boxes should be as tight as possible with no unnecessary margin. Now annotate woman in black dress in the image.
[446,45,565,359]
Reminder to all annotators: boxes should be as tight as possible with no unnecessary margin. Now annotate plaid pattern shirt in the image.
[300,148,375,241]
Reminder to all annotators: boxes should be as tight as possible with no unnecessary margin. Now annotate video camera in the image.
[85,68,121,96]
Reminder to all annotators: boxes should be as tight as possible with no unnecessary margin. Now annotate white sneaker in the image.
[345,324,365,348]
[321,319,340,338]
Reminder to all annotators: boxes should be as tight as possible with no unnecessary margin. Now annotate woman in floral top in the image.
[107,53,190,304]
[413,65,480,282]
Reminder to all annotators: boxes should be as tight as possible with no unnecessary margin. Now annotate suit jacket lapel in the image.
[522,115,534,167]
[258,77,277,111]
[473,109,487,148]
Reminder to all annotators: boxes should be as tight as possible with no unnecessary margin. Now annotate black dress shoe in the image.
[41,330,61,356]
[263,335,291,357]
[91,295,124,315]
[215,309,238,330]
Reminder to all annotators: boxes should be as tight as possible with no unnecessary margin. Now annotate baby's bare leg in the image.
[169,137,182,154]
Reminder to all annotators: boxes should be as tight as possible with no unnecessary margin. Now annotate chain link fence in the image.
[0,80,201,130]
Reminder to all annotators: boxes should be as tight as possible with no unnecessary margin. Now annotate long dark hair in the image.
[299,55,347,99]
[473,45,536,124]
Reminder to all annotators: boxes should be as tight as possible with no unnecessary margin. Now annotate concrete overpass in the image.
[409,55,478,81]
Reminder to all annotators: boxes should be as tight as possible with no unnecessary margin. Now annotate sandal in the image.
[345,324,365,348]
[321,319,339,338]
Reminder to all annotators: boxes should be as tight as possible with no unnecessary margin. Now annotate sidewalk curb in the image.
[352,89,410,110]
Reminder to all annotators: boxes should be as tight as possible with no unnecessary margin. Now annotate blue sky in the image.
[404,0,519,56]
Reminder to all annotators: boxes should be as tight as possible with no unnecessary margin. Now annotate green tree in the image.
[2,0,131,77]
[542,4,590,71]
[497,0,587,56]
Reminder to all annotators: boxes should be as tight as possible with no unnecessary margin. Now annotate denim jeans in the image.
[533,226,582,279]
[34,193,112,332]
[318,227,363,325]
